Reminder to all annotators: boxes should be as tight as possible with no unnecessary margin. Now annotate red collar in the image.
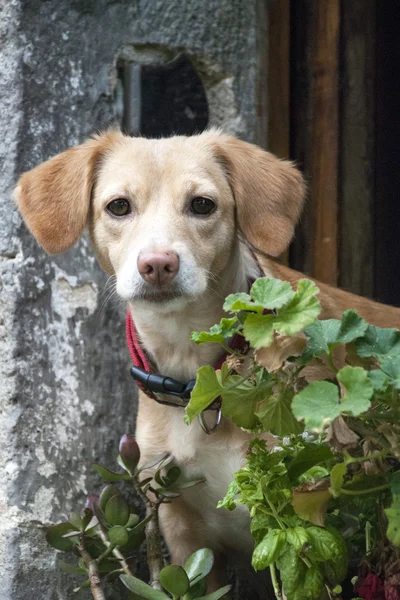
[125,266,261,405]
[126,310,152,373]
[126,309,248,404]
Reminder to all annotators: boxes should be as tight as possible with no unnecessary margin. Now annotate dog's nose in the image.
[137,251,180,286]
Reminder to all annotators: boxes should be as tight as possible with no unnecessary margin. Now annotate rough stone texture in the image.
[0,1,268,598]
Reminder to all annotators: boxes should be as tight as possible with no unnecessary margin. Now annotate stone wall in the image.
[0,1,268,597]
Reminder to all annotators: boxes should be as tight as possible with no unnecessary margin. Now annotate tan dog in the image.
[14,130,400,587]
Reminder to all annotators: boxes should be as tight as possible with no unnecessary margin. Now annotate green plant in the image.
[46,435,229,599]
[187,277,400,600]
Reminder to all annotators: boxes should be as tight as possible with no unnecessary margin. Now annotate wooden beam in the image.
[310,0,340,285]
[268,0,290,159]
[289,0,314,276]
[375,1,400,306]
[339,0,375,298]
[268,0,290,264]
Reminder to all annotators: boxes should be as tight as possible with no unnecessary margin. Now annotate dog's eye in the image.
[190,197,216,216]
[106,198,131,217]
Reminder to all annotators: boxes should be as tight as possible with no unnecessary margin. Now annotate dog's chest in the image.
[166,412,254,553]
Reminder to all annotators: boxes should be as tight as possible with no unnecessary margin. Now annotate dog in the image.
[14,129,400,589]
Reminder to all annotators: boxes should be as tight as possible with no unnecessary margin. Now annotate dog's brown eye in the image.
[106,198,131,217]
[190,197,216,216]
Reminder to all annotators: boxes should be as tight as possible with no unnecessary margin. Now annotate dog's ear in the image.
[212,134,306,256]
[14,131,120,254]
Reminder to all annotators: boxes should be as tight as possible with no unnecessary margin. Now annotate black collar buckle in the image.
[130,366,195,402]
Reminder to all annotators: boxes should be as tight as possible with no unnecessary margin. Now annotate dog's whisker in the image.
[96,283,121,320]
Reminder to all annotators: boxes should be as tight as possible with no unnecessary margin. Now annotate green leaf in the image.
[99,484,120,511]
[299,466,330,482]
[303,321,334,357]
[221,376,272,429]
[92,463,131,482]
[138,451,169,472]
[191,318,241,345]
[323,527,348,583]
[250,278,295,309]
[329,463,347,497]
[303,565,324,600]
[256,391,303,436]
[380,356,400,389]
[278,546,325,600]
[120,574,169,599]
[58,559,87,574]
[223,292,262,313]
[245,280,320,349]
[356,325,400,359]
[80,508,95,532]
[367,369,389,392]
[126,513,140,528]
[46,523,79,552]
[303,310,367,360]
[244,313,275,349]
[252,529,286,570]
[184,548,214,583]
[306,526,342,561]
[183,579,207,599]
[108,525,129,547]
[337,366,373,416]
[250,513,277,544]
[292,381,340,432]
[73,580,91,592]
[385,494,400,546]
[276,545,306,600]
[185,367,222,423]
[336,310,368,344]
[287,444,334,482]
[104,494,130,527]
[68,512,82,531]
[195,585,231,600]
[160,565,190,597]
[273,279,321,337]
[286,527,309,552]
[217,480,239,511]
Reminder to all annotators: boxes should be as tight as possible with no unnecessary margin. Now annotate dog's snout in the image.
[137,251,180,286]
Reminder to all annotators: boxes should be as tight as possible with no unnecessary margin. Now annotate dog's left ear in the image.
[14,131,119,254]
[212,134,306,256]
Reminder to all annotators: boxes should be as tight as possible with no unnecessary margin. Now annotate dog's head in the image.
[14,130,305,310]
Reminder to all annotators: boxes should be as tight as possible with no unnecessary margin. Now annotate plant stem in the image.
[344,449,389,465]
[96,525,133,575]
[365,521,372,555]
[266,498,286,531]
[327,352,338,375]
[270,562,282,600]
[145,503,164,590]
[79,539,106,600]
[133,477,164,590]
[96,543,115,565]
[340,483,390,496]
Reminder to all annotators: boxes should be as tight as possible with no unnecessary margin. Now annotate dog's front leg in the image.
[159,496,228,592]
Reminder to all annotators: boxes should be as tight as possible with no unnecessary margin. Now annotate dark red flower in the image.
[357,574,385,600]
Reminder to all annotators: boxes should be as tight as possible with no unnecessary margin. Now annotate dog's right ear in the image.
[14,131,120,254]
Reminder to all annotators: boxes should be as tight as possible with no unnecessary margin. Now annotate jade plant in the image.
[46,435,229,600]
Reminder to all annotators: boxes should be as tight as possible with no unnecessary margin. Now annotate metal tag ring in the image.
[198,409,222,435]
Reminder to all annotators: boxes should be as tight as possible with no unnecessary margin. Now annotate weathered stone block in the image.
[0,1,269,597]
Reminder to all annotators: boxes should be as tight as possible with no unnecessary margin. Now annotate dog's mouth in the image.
[132,283,187,304]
